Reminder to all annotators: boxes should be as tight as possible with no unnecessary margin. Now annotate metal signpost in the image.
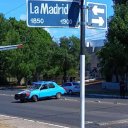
[80,2,107,128]
[80,0,85,128]
[87,2,107,29]
[81,2,107,128]
[27,0,80,27]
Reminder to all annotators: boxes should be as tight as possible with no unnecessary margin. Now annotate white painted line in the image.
[0,114,18,119]
[0,94,14,97]
[63,98,79,102]
[86,100,126,105]
[60,98,79,102]
[85,121,94,124]
[99,119,128,126]
[36,120,70,128]
[23,118,35,122]
[0,114,70,128]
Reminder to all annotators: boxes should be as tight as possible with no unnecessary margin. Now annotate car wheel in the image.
[32,95,38,102]
[56,93,61,99]
[68,90,72,95]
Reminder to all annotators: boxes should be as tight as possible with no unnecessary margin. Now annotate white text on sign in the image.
[30,3,69,15]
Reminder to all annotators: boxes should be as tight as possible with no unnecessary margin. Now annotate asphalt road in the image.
[0,89,81,128]
[86,97,128,128]
[1,88,128,128]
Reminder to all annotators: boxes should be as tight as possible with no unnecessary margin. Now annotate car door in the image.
[39,84,49,98]
[62,82,72,92]
[72,82,80,93]
[47,83,56,96]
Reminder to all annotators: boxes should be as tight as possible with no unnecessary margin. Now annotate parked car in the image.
[62,82,80,94]
[14,81,66,102]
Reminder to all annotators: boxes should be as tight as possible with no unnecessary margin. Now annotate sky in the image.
[0,0,114,46]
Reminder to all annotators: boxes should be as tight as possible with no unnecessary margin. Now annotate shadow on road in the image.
[64,93,80,98]
[12,97,64,104]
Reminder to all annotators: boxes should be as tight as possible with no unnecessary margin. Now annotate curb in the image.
[0,114,69,128]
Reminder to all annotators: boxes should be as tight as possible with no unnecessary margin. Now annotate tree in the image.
[98,39,127,82]
[0,15,53,85]
[0,14,12,84]
[58,36,89,82]
[97,2,128,82]
[113,0,128,5]
[0,13,89,85]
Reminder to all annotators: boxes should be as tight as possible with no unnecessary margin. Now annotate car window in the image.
[63,83,72,87]
[62,84,66,87]
[29,84,41,89]
[72,82,80,86]
[48,83,55,88]
[40,84,48,90]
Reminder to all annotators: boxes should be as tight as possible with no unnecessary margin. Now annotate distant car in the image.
[14,81,66,102]
[62,82,80,94]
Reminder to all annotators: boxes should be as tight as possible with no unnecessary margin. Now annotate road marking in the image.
[85,119,128,126]
[35,120,70,128]
[86,99,127,105]
[98,119,128,126]
[0,94,14,97]
[62,98,79,102]
[85,121,94,124]
[0,93,127,105]
[0,114,70,128]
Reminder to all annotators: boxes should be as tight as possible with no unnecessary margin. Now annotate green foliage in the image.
[113,0,128,5]
[0,14,89,85]
[98,3,128,82]
[0,14,53,84]
[58,36,89,82]
[108,3,128,46]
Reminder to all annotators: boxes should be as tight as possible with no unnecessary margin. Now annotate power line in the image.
[86,31,107,38]
[86,37,106,41]
[52,32,106,41]
[50,28,107,39]
[87,33,106,40]
[5,3,26,15]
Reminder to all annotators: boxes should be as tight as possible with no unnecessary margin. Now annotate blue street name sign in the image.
[27,0,80,27]
[87,2,107,29]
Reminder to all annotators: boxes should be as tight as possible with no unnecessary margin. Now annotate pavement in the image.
[0,93,126,128]
[0,115,69,128]
[0,83,125,128]
[0,85,71,128]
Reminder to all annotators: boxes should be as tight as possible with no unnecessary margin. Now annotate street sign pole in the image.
[80,0,85,127]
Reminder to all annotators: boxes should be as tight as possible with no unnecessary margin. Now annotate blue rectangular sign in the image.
[87,2,107,29]
[27,0,80,27]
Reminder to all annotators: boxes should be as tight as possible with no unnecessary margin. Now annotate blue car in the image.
[14,81,66,102]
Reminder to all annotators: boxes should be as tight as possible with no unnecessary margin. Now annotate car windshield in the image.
[29,84,41,90]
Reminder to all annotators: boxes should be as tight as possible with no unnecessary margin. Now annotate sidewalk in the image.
[0,115,69,128]
[85,82,128,99]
